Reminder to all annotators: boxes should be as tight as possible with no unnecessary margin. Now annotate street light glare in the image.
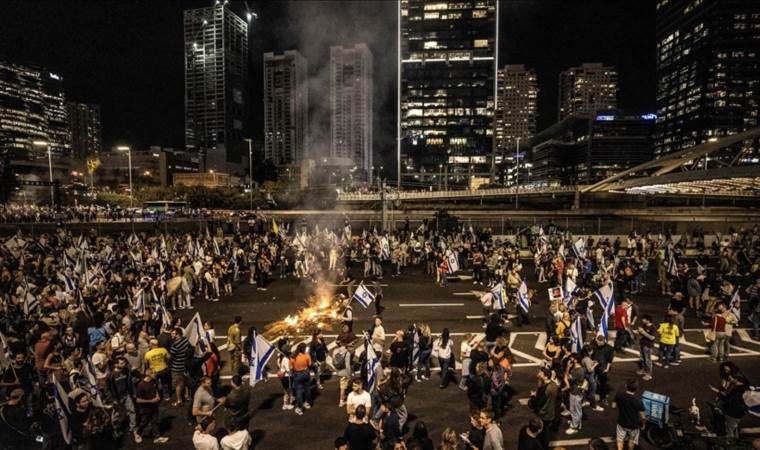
[116,146,130,151]
[32,140,49,146]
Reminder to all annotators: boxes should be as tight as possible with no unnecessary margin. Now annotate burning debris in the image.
[263,285,347,340]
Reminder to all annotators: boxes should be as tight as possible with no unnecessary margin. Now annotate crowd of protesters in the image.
[0,205,759,449]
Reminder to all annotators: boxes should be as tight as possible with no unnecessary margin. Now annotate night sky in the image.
[1,0,656,169]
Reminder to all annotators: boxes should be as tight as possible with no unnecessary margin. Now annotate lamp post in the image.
[117,146,133,208]
[245,138,253,211]
[32,141,55,207]
[514,137,521,209]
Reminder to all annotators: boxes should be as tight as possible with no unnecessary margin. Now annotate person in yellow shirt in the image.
[144,338,170,398]
[655,316,680,369]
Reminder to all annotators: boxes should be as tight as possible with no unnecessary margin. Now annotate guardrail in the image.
[337,185,581,202]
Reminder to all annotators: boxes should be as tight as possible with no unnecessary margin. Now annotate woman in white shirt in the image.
[433,328,456,389]
[277,352,293,410]
[458,333,478,390]
[371,316,386,353]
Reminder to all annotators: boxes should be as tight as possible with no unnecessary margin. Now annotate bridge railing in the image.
[337,185,580,202]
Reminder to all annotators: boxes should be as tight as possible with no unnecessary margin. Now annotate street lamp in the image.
[32,140,55,207]
[116,146,133,208]
[244,138,253,211]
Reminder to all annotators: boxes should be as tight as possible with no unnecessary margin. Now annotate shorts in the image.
[171,371,188,387]
[616,425,640,444]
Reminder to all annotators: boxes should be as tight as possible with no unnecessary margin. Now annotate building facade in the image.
[495,64,538,186]
[66,102,101,160]
[558,63,618,121]
[0,60,71,160]
[184,2,249,166]
[263,50,309,171]
[400,0,498,187]
[330,44,373,178]
[655,0,760,158]
[531,112,655,186]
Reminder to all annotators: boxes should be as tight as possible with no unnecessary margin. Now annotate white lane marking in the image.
[399,303,465,307]
[534,332,547,351]
[737,329,760,345]
[466,315,486,319]
[550,437,614,448]
[508,347,545,365]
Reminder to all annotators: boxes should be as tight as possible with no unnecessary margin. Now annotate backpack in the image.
[333,348,347,370]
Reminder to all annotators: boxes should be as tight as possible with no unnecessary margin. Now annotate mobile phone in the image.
[35,436,45,443]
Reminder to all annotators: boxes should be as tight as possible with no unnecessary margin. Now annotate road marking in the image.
[509,347,545,365]
[399,303,465,307]
[550,437,614,447]
[737,329,760,345]
[518,398,529,406]
[466,314,517,320]
[534,332,547,351]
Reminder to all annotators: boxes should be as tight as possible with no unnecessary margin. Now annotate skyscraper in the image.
[330,44,373,178]
[558,63,618,121]
[655,0,760,158]
[399,0,498,187]
[263,50,308,171]
[184,1,249,169]
[496,65,538,153]
[66,102,101,159]
[0,60,71,159]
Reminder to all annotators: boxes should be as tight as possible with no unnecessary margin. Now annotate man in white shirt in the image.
[220,417,252,450]
[193,417,220,450]
[345,378,372,423]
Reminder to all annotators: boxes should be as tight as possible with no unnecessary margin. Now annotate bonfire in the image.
[263,284,346,341]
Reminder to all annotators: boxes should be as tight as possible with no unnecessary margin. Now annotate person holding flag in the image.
[249,328,276,387]
[352,281,375,309]
[594,282,616,339]
[516,281,531,326]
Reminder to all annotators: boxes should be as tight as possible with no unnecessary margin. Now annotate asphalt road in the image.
[125,262,760,450]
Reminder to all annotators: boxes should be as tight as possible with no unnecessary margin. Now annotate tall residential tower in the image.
[184,2,249,170]
[66,102,101,159]
[558,63,618,121]
[263,50,308,172]
[330,44,373,178]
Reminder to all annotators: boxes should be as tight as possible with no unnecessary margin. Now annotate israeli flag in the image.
[132,288,145,315]
[352,282,375,308]
[518,281,530,313]
[563,278,578,306]
[212,237,221,256]
[84,359,105,408]
[730,287,741,321]
[668,253,678,277]
[127,233,139,248]
[743,386,760,418]
[412,329,420,366]
[249,330,276,386]
[365,335,381,392]
[23,292,40,316]
[572,238,587,259]
[570,316,584,354]
[380,236,390,260]
[184,312,210,354]
[594,282,615,338]
[0,331,11,370]
[52,374,73,445]
[447,251,459,274]
[491,282,507,310]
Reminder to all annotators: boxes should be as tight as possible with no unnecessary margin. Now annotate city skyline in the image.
[1,0,656,173]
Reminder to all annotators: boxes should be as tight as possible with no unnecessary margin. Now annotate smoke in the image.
[279,1,397,169]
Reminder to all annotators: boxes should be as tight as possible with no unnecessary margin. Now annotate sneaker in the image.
[635,369,644,375]
[671,360,681,366]
[294,408,303,416]
[592,405,604,412]
[653,361,663,367]
[581,401,590,407]
[153,436,169,444]
[642,374,653,381]
[561,410,571,417]
[134,433,143,444]
[565,427,579,435]
[663,364,670,369]
[304,402,312,409]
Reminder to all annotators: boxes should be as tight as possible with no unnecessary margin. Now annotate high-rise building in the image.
[0,60,71,159]
[400,0,498,187]
[263,50,308,170]
[330,44,373,178]
[655,0,760,158]
[558,63,618,121]
[531,112,655,185]
[184,2,249,168]
[66,102,101,159]
[496,65,538,153]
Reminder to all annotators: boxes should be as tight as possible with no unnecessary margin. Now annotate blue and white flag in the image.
[212,237,220,256]
[572,238,586,259]
[365,335,381,393]
[352,282,375,308]
[132,288,145,316]
[184,312,210,354]
[23,292,40,316]
[730,287,741,321]
[594,282,615,338]
[126,233,139,248]
[744,386,760,418]
[380,236,390,260]
[668,253,678,277]
[64,251,77,269]
[52,374,72,445]
[151,289,173,328]
[491,282,507,310]
[563,278,578,306]
[249,330,276,386]
[0,331,11,370]
[447,251,459,274]
[517,281,530,313]
[570,316,584,354]
[84,359,105,408]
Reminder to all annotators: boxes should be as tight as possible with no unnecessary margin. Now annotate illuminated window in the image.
[424,41,440,49]
[474,39,488,48]
[424,3,448,10]
[424,12,439,19]
[472,9,487,18]
[450,137,468,145]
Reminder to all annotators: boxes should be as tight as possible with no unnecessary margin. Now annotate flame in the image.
[263,286,347,340]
